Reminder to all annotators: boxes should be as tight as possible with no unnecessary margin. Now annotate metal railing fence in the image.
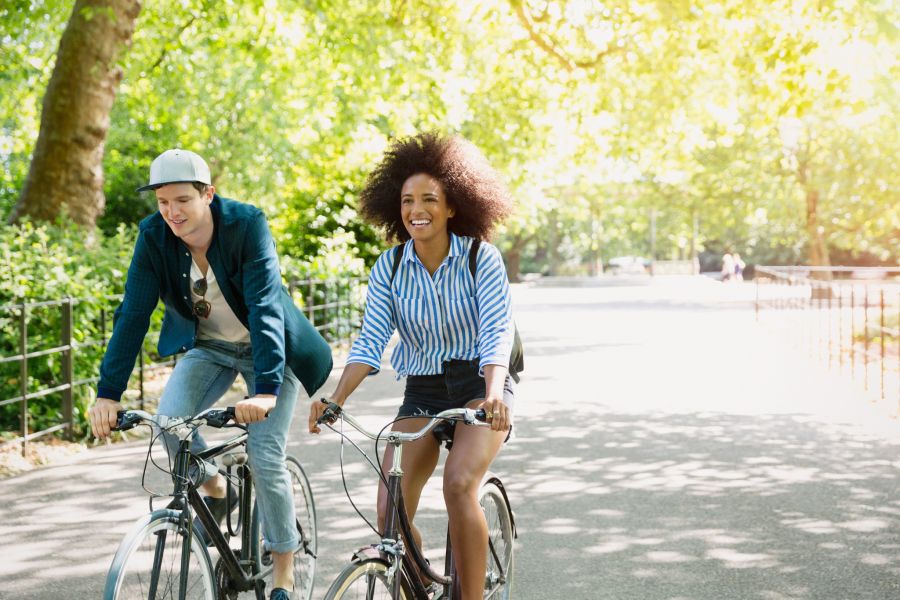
[0,276,368,455]
[754,266,899,409]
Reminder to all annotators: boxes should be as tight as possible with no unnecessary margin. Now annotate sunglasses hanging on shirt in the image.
[192,278,212,319]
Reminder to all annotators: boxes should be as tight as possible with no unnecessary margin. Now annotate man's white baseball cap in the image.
[136,149,212,192]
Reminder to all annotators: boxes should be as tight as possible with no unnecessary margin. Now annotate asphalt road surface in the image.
[2,276,898,599]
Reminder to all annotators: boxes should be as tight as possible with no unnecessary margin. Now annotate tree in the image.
[8,0,140,228]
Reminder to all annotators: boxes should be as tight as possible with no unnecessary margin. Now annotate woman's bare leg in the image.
[443,417,505,600]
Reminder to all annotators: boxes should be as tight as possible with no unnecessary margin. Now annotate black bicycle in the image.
[103,407,317,600]
[317,401,516,599]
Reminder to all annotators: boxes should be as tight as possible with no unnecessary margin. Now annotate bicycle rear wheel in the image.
[104,509,215,600]
[251,456,317,600]
[479,479,514,599]
[324,558,411,600]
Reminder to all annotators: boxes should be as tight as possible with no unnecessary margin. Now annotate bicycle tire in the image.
[479,479,514,600]
[104,509,215,600]
[250,456,318,600]
[323,558,412,600]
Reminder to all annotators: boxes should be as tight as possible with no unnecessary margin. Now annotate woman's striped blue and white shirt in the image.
[347,233,514,377]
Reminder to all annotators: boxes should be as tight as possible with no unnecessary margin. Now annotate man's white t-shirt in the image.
[190,260,251,343]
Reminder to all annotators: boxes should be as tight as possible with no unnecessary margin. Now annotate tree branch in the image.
[511,0,575,71]
[148,11,200,72]
[510,0,622,72]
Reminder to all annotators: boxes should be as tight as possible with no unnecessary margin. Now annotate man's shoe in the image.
[193,494,239,547]
[269,588,291,600]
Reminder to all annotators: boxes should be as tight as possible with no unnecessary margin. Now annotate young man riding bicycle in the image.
[89,149,331,600]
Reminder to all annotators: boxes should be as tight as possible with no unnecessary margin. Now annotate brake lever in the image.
[205,407,236,428]
[113,410,141,432]
[316,398,342,426]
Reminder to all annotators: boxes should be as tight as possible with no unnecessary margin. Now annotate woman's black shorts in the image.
[399,358,516,418]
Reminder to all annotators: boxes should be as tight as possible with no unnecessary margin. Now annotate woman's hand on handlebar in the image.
[478,394,511,432]
[309,397,341,434]
[481,365,512,432]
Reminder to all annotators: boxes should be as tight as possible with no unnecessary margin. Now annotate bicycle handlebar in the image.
[317,400,488,442]
[113,407,238,432]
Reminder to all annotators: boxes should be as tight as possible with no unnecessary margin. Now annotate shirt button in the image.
[182,273,187,277]
[184,252,189,256]
[183,296,188,300]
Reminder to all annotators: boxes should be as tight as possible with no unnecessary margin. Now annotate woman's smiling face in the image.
[400,173,455,243]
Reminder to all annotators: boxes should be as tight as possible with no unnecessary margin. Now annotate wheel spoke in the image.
[105,515,215,600]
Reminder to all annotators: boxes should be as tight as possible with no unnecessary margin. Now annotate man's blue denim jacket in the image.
[97,195,331,401]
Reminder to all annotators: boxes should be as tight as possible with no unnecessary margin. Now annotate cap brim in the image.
[136,180,201,193]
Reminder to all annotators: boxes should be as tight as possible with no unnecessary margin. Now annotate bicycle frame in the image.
[381,432,445,598]
[125,411,268,599]
[321,404,488,599]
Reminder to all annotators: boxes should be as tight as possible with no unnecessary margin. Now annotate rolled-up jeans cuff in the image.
[265,537,301,555]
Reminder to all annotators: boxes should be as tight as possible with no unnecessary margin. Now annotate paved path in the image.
[2,276,898,599]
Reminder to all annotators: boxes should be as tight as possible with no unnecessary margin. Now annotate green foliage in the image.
[0,0,71,219]
[2,0,898,275]
[0,220,146,438]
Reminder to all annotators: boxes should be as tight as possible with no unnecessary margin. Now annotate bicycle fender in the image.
[482,473,517,539]
[349,544,388,563]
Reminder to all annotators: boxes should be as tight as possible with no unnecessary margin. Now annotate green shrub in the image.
[0,221,151,440]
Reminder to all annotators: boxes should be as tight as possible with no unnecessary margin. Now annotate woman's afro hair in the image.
[359,132,513,242]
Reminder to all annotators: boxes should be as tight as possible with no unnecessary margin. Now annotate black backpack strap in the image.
[389,243,404,285]
[468,238,481,289]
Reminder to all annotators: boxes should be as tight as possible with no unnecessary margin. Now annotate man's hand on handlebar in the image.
[89,397,123,439]
[234,395,276,424]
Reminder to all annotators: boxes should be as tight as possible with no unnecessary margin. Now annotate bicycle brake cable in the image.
[325,416,384,536]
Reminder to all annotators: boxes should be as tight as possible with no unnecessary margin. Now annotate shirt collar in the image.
[401,232,466,263]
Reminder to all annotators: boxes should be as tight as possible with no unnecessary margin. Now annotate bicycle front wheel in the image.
[324,558,411,600]
[480,479,514,600]
[104,509,215,600]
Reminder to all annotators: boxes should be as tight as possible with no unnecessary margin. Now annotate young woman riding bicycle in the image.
[308,132,517,600]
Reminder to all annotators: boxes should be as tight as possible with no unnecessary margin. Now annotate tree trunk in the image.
[797,159,832,281]
[547,209,561,276]
[805,188,831,266]
[504,234,529,283]
[8,0,141,228]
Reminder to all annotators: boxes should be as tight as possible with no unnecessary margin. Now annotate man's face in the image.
[155,183,214,243]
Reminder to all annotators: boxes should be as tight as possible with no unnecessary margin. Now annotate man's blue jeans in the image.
[158,339,300,554]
